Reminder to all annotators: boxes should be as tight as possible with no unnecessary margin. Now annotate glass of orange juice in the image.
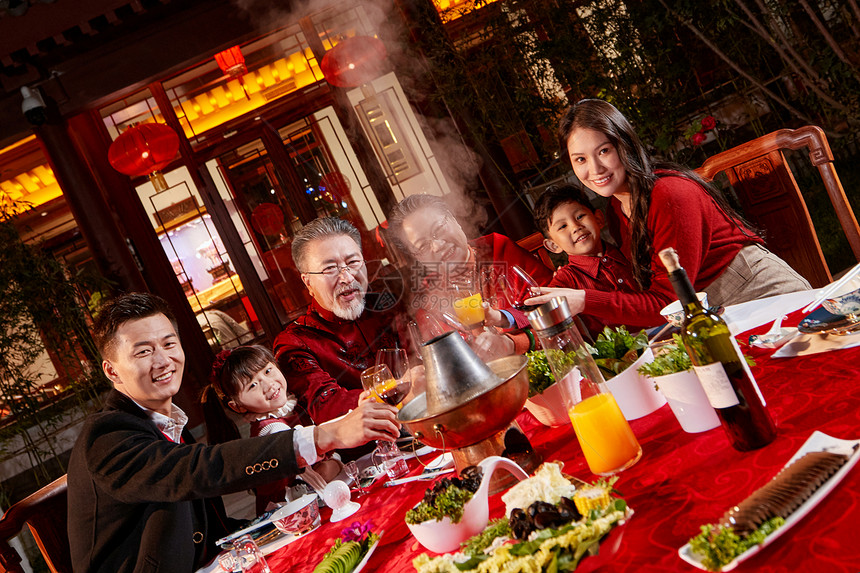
[451,278,486,329]
[528,298,642,475]
[452,292,485,328]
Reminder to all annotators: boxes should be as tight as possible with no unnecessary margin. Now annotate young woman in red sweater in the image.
[527,99,809,327]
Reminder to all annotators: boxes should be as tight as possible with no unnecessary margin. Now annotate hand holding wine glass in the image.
[362,354,411,479]
[504,265,543,312]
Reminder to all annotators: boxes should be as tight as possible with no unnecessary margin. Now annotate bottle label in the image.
[693,362,740,408]
[729,336,767,406]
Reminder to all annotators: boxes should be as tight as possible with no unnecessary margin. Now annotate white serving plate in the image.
[678,431,860,571]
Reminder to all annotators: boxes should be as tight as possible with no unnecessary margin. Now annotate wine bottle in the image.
[658,248,776,451]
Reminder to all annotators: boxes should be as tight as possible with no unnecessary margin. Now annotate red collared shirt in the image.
[549,244,639,337]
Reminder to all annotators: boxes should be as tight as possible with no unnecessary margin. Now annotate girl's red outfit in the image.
[591,173,762,328]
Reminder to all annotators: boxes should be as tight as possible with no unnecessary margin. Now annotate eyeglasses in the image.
[302,258,365,277]
[412,214,451,256]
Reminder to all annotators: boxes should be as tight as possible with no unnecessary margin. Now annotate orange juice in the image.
[453,293,485,327]
[569,393,642,475]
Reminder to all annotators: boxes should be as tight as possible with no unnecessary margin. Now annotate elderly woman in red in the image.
[387,193,553,359]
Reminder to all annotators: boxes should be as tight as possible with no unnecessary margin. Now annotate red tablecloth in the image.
[266,310,860,573]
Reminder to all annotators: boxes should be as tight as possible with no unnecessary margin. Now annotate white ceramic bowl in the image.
[406,493,489,554]
[603,347,667,420]
[659,292,708,327]
[406,457,528,554]
[270,494,320,535]
[823,281,860,317]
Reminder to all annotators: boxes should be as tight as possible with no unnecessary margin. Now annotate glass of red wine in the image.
[504,265,542,312]
[362,354,411,479]
[361,364,405,408]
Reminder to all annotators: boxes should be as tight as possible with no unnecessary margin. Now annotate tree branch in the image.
[798,0,860,80]
[657,0,821,127]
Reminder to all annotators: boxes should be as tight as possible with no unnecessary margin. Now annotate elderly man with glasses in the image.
[273,217,406,424]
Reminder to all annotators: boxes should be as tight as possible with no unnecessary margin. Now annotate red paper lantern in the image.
[215,46,246,77]
[319,172,351,204]
[108,122,180,178]
[320,36,387,88]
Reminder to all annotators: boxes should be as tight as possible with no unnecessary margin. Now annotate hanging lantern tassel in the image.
[108,122,180,192]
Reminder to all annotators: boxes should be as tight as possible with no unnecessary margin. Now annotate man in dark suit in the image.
[67,292,399,572]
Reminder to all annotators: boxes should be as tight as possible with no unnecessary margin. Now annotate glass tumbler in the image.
[232,534,270,573]
[372,439,409,479]
[527,297,642,475]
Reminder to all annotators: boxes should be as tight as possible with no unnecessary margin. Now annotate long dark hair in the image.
[558,99,753,290]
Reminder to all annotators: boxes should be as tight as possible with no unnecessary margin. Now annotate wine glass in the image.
[360,363,410,480]
[414,310,448,343]
[343,460,367,497]
[503,265,542,312]
[368,352,412,408]
[439,311,475,342]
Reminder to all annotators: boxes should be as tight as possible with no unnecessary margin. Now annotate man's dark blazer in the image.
[67,390,300,572]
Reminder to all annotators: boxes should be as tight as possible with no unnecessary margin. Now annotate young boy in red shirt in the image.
[533,184,640,337]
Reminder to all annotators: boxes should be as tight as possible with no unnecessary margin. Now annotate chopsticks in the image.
[801,262,860,314]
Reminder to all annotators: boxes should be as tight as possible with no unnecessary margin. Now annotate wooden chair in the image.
[516,231,555,269]
[695,125,860,287]
[0,475,71,573]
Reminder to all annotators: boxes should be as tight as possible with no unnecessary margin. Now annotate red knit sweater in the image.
[587,174,761,327]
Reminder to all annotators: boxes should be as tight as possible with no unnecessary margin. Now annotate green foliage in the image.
[405,485,474,524]
[525,350,556,397]
[638,335,692,378]
[586,327,649,379]
[461,518,511,556]
[689,517,785,571]
[0,206,109,485]
[414,0,860,196]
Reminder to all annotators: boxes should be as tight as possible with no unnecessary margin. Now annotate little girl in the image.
[204,345,345,513]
